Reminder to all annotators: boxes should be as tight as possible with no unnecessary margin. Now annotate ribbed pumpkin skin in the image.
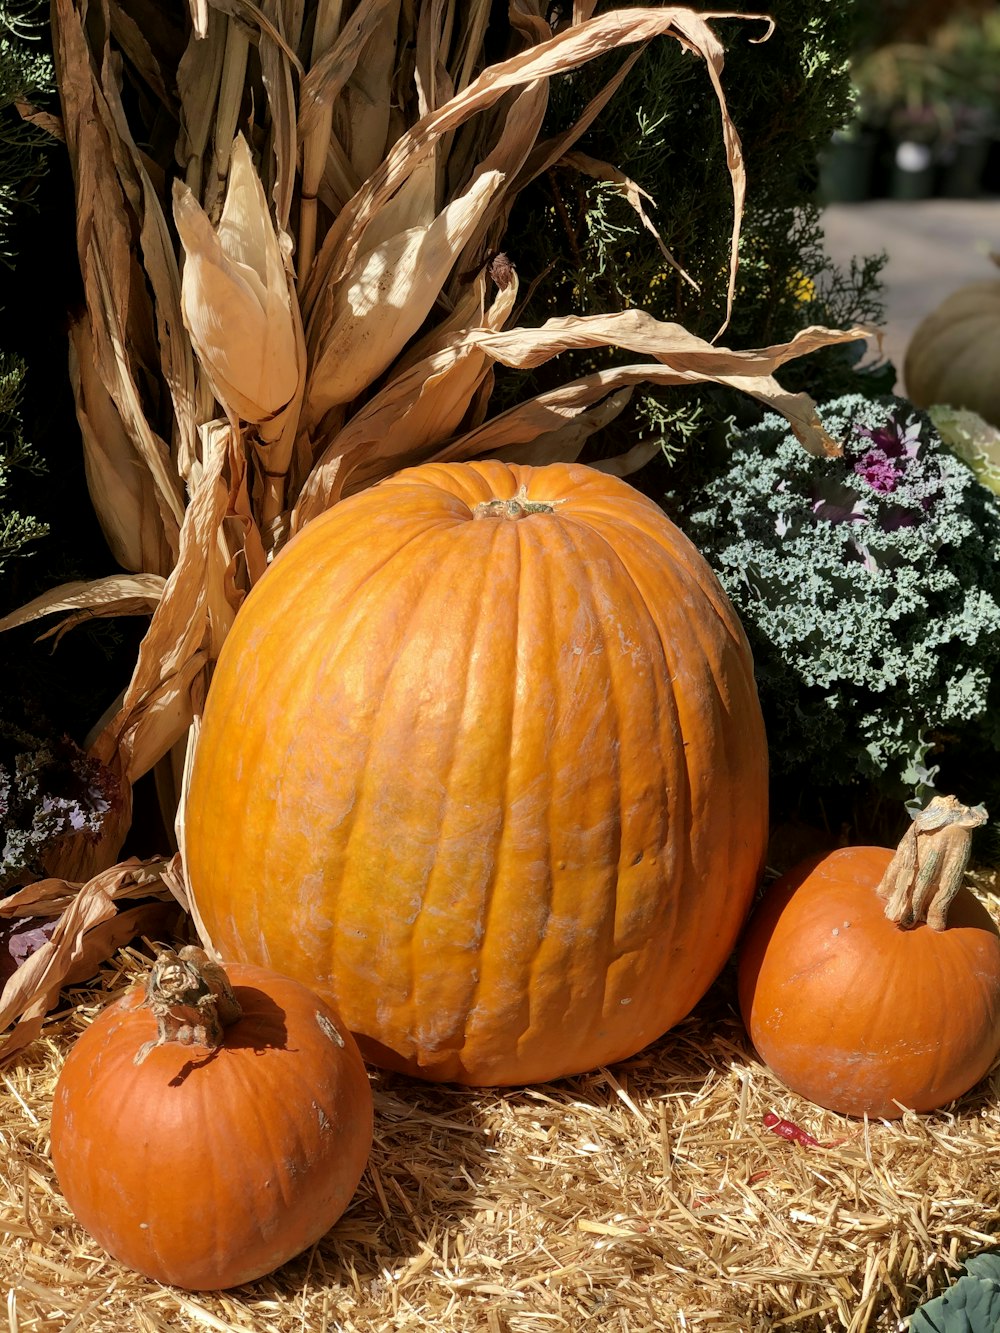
[904,279,1000,426]
[185,460,768,1085]
[738,847,1000,1118]
[50,965,373,1290]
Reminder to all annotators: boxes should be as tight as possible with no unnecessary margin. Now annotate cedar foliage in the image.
[502,0,890,463]
[0,0,51,579]
[1,3,133,885]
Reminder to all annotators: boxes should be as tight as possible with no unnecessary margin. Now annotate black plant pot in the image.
[886,138,936,200]
[937,131,992,198]
[818,131,878,203]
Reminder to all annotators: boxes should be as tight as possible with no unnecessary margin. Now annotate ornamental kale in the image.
[0,714,119,889]
[674,393,1000,800]
[908,1250,1000,1333]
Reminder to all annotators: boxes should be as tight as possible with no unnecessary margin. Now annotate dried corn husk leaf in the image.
[294,270,519,521]
[489,386,637,470]
[0,575,165,637]
[86,423,232,787]
[297,0,388,277]
[69,318,177,575]
[176,7,228,193]
[104,0,174,111]
[470,310,865,378]
[446,79,550,306]
[422,319,875,467]
[187,0,210,39]
[343,0,401,180]
[257,4,299,230]
[303,167,504,423]
[172,717,216,949]
[54,0,188,534]
[94,86,201,487]
[451,44,647,287]
[448,0,493,99]
[206,0,300,64]
[0,858,180,1065]
[13,97,64,139]
[174,134,300,427]
[559,149,699,290]
[201,24,250,223]
[295,312,870,521]
[309,8,771,336]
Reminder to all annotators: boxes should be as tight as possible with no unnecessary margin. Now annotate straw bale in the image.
[3,897,1000,1333]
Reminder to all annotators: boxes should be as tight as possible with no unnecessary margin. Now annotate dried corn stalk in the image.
[0,0,873,1050]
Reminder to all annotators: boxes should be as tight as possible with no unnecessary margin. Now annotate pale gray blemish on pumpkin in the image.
[316,1011,345,1047]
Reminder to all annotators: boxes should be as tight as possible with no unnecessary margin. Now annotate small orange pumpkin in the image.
[185,460,769,1086]
[50,948,373,1290]
[738,797,1000,1118]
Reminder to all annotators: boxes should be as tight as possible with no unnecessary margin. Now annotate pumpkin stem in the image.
[472,485,563,521]
[876,795,988,931]
[134,945,243,1064]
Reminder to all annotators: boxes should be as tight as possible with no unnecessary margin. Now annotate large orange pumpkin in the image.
[50,948,373,1289]
[738,797,1000,1118]
[185,460,768,1085]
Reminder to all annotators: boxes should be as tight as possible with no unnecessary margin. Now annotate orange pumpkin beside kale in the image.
[738,797,1000,1118]
[184,460,769,1086]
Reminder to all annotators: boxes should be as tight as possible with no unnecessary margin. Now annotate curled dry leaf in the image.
[295,271,520,520]
[0,857,183,1065]
[69,318,179,576]
[306,7,773,339]
[559,149,700,292]
[0,574,165,638]
[303,168,505,424]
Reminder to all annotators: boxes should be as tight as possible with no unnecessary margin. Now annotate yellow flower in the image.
[788,270,817,304]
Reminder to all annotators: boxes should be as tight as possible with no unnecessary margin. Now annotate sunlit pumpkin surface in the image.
[186,460,769,1085]
[738,846,1000,1118]
[50,964,373,1290]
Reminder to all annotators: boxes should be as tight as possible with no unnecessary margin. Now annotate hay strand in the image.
[3,887,1000,1333]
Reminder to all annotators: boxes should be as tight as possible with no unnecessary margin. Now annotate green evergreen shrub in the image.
[1,3,131,879]
[0,351,46,573]
[1,0,52,580]
[1,0,52,254]
[500,0,891,463]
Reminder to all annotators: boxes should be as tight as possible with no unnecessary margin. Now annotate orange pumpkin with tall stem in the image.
[738,796,1000,1118]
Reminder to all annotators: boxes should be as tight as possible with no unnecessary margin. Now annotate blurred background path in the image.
[821,198,999,390]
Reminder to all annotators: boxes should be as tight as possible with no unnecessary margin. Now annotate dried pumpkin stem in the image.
[876,795,988,931]
[472,485,564,521]
[134,945,242,1064]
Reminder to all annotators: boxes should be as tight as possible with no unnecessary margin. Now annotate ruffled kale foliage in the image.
[0,710,120,889]
[674,394,1000,803]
